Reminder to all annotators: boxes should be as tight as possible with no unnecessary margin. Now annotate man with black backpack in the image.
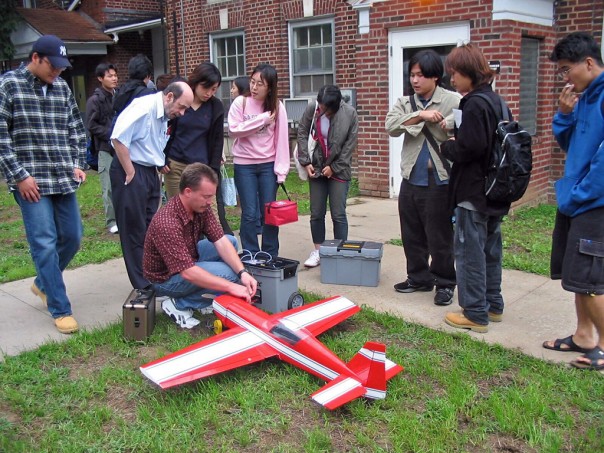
[440,43,511,334]
[542,33,604,371]
[86,63,119,234]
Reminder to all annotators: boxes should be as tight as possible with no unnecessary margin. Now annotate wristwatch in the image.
[237,268,250,279]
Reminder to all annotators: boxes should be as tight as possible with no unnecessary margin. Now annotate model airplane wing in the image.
[140,327,276,389]
[274,295,360,337]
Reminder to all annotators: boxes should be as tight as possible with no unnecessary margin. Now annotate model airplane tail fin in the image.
[347,341,404,400]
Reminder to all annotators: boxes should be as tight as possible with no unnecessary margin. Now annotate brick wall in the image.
[161,0,603,205]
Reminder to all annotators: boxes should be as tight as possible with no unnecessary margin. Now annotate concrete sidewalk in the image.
[0,197,577,365]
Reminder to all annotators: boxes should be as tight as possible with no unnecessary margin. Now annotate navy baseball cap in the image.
[32,35,71,69]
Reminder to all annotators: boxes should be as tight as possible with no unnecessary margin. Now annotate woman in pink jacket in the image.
[228,63,290,258]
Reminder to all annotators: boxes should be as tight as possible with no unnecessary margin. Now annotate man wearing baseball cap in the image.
[0,35,87,334]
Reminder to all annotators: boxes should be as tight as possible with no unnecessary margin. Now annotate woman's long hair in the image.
[251,63,279,116]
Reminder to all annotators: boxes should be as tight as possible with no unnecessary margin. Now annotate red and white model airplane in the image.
[141,294,403,410]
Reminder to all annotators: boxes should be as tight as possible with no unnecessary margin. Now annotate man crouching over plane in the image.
[143,163,257,328]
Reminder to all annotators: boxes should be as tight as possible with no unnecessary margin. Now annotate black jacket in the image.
[440,84,510,216]
[85,87,114,153]
[112,79,155,117]
[163,96,225,173]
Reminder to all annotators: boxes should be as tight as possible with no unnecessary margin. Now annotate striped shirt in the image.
[0,65,87,194]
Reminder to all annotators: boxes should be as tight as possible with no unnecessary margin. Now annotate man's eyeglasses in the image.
[42,57,66,73]
[556,60,585,80]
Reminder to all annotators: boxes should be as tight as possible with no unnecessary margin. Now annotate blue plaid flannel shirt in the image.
[0,65,87,195]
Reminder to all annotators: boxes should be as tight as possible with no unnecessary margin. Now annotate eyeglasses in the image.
[249,78,266,88]
[42,57,66,73]
[556,60,585,80]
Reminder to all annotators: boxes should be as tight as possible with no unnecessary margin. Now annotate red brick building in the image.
[5,1,604,206]
[162,0,603,205]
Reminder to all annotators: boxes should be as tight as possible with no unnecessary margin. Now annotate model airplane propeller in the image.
[140,295,403,410]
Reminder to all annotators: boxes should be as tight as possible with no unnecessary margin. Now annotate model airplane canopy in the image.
[141,295,404,410]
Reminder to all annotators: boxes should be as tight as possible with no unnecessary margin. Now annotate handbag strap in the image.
[409,95,451,175]
[278,182,292,201]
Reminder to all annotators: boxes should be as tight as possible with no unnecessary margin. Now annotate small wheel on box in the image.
[213,319,223,335]
[288,292,304,309]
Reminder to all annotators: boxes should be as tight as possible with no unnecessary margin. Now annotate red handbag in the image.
[264,183,299,226]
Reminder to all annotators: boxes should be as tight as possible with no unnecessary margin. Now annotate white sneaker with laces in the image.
[162,298,200,329]
[304,249,320,268]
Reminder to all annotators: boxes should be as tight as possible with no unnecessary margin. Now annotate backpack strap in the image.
[409,95,451,175]
[473,93,509,122]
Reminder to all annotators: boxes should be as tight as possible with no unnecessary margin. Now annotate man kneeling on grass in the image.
[143,163,257,328]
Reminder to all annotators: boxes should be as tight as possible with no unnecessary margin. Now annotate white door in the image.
[388,23,470,197]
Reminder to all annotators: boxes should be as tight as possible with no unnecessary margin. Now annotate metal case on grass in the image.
[123,288,156,341]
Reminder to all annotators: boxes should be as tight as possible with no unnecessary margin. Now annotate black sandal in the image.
[542,335,592,354]
[570,347,604,371]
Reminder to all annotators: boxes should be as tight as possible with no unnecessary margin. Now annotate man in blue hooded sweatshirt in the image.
[543,32,604,371]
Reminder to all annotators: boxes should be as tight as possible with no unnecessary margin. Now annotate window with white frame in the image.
[210,32,245,111]
[289,20,334,97]
[519,37,539,135]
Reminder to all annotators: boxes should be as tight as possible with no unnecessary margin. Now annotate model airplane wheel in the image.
[288,292,304,309]
[213,319,223,335]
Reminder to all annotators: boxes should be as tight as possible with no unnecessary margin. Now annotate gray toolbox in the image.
[123,288,156,341]
[319,240,383,287]
[240,254,304,313]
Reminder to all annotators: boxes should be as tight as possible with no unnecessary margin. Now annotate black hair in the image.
[233,76,250,96]
[409,49,444,84]
[317,85,342,115]
[95,63,117,79]
[550,32,604,65]
[180,163,218,192]
[127,54,153,80]
[251,63,279,115]
[188,62,222,89]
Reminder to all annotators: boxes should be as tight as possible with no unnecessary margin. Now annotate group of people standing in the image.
[1,32,602,371]
[385,33,604,371]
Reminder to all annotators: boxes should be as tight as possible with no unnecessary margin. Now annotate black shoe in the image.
[394,279,434,293]
[434,287,454,306]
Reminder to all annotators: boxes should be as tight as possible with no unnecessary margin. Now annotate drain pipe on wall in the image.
[180,0,187,74]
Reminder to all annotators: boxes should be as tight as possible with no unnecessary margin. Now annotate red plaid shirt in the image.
[143,195,224,283]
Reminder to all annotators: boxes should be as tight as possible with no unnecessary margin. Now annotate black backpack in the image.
[475,93,533,204]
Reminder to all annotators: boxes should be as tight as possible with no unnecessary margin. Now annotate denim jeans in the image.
[98,150,116,228]
[454,206,504,325]
[309,176,349,244]
[14,191,82,318]
[234,162,279,257]
[152,235,239,310]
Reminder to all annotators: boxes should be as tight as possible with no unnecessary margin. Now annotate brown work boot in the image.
[54,316,79,334]
[31,283,47,306]
[488,312,503,323]
[445,312,488,333]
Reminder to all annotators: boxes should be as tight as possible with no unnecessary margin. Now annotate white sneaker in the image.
[197,305,214,315]
[162,298,200,329]
[108,224,119,234]
[304,250,320,268]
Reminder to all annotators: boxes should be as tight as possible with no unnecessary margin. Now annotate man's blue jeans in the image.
[14,191,82,318]
[152,235,239,310]
[234,162,279,257]
[454,207,504,325]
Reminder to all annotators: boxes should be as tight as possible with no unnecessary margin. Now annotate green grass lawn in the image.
[2,173,599,452]
[1,302,602,452]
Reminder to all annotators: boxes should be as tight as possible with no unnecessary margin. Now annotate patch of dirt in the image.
[0,401,22,425]
[485,434,537,453]
[67,346,116,380]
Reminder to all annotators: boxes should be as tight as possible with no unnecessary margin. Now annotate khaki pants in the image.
[164,158,220,219]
